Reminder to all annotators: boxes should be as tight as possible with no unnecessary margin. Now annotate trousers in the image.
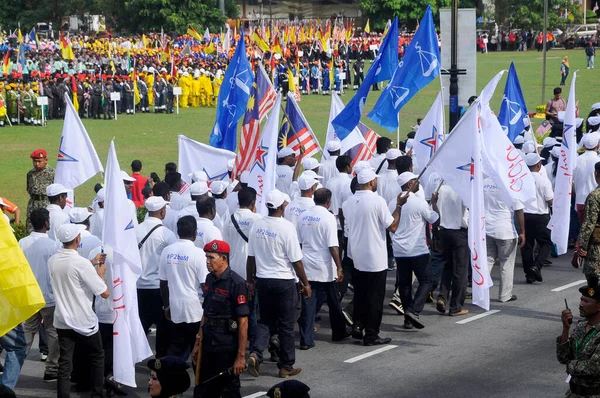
[137,288,171,357]
[0,324,27,389]
[396,254,432,315]
[353,269,387,343]
[438,228,470,314]
[521,213,552,277]
[168,321,201,361]
[487,236,517,301]
[298,281,346,346]
[57,329,104,398]
[24,306,59,377]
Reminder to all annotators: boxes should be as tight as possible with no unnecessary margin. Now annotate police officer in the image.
[192,239,248,398]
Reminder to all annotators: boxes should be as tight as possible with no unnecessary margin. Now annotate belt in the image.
[570,382,600,396]
[205,318,228,328]
[30,194,47,200]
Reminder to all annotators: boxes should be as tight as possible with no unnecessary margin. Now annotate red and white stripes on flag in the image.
[279,92,322,159]
[350,123,379,166]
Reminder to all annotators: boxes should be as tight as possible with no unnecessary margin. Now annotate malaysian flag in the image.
[234,65,277,177]
[348,123,379,166]
[278,92,321,158]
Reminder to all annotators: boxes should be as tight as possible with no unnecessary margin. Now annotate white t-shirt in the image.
[275,164,294,196]
[424,172,444,201]
[523,170,553,214]
[284,197,315,228]
[47,204,70,241]
[437,184,468,229]
[144,205,178,233]
[341,190,394,272]
[289,181,323,202]
[369,153,387,174]
[318,157,339,187]
[136,217,177,289]
[195,217,223,249]
[89,208,104,240]
[574,150,599,205]
[177,201,199,220]
[127,199,139,227]
[89,246,115,324]
[226,191,239,214]
[170,190,192,211]
[483,178,523,240]
[215,198,230,231]
[248,216,303,280]
[77,230,102,261]
[377,168,398,199]
[159,239,207,324]
[326,172,352,217]
[49,249,107,336]
[388,193,438,257]
[297,205,339,282]
[19,232,59,307]
[222,209,262,279]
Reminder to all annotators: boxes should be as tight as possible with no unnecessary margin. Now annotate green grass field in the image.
[1,48,597,211]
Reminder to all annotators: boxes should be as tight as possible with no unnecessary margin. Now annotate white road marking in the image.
[455,310,501,325]
[343,345,398,363]
[551,280,587,292]
[243,392,268,398]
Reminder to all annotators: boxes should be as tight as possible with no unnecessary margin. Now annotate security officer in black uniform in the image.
[192,239,248,398]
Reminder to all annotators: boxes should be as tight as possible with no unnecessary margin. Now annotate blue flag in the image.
[209,30,254,152]
[331,18,398,140]
[497,62,528,143]
[368,6,440,132]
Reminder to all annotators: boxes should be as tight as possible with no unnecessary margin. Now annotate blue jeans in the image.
[0,324,27,389]
[298,281,346,346]
[430,250,445,292]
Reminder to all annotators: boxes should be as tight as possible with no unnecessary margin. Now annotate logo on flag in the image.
[456,159,475,180]
[125,220,135,230]
[57,138,78,162]
[419,126,439,157]
[498,62,529,143]
[251,145,269,172]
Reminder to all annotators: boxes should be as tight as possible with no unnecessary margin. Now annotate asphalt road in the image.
[8,252,586,398]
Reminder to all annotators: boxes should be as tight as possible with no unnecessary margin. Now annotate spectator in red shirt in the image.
[130,160,149,208]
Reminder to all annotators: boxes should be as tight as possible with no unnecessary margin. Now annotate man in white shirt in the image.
[325,155,353,252]
[521,153,554,284]
[297,188,349,349]
[574,133,599,222]
[369,136,392,174]
[436,183,470,317]
[177,181,210,220]
[165,172,192,211]
[211,180,230,231]
[45,183,70,241]
[159,215,208,360]
[136,196,177,357]
[21,208,59,382]
[89,189,105,240]
[194,196,223,248]
[484,178,525,303]
[389,173,439,330]
[246,189,311,379]
[319,139,341,186]
[284,173,318,228]
[69,207,102,260]
[48,223,109,398]
[148,182,179,233]
[377,148,401,198]
[275,147,303,196]
[121,171,139,227]
[342,169,404,346]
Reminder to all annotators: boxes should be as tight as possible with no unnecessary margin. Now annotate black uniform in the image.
[194,266,248,398]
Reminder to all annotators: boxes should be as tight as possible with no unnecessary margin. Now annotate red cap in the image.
[204,240,230,254]
[30,149,47,159]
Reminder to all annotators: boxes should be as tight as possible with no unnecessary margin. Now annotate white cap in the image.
[298,174,319,190]
[96,188,105,203]
[514,135,525,145]
[397,172,418,189]
[592,102,600,111]
[353,161,373,175]
[278,147,297,159]
[145,196,170,211]
[357,169,379,184]
[326,139,342,152]
[56,224,86,243]
[542,137,558,148]
[227,159,235,172]
[189,170,209,182]
[265,189,290,209]
[46,183,69,197]
[210,181,229,195]
[190,181,209,196]
[301,157,321,170]
[240,171,250,184]
[550,146,562,158]
[583,133,600,149]
[302,170,323,179]
[588,116,600,127]
[120,171,136,182]
[522,141,536,154]
[525,153,543,166]
[385,148,402,160]
[69,207,91,224]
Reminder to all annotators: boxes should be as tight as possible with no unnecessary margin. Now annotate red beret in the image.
[30,149,47,159]
[204,240,230,254]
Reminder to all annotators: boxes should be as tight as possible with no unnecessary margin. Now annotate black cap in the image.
[147,357,190,397]
[579,285,600,301]
[267,380,310,398]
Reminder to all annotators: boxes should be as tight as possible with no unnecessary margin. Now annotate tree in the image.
[496,0,582,30]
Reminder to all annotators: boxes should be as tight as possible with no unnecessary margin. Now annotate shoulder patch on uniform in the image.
[237,294,247,304]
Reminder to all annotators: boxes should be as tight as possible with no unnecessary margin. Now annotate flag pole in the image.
[397,112,400,149]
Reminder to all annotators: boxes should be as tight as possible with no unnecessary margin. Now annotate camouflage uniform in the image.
[556,320,600,398]
[26,166,55,233]
[578,187,600,284]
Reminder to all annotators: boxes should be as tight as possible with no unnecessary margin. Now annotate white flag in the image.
[248,94,282,215]
[478,71,536,206]
[103,140,152,387]
[322,94,365,160]
[549,72,577,255]
[54,93,103,190]
[469,103,492,311]
[178,135,237,185]
[223,25,231,53]
[413,91,444,175]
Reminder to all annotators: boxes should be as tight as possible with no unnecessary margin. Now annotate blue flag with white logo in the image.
[497,62,528,143]
[331,18,398,140]
[209,30,254,152]
[368,6,440,132]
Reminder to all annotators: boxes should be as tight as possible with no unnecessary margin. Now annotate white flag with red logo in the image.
[413,91,444,175]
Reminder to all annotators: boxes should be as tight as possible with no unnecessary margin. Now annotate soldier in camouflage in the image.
[26,149,55,233]
[557,284,600,398]
[577,161,600,285]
